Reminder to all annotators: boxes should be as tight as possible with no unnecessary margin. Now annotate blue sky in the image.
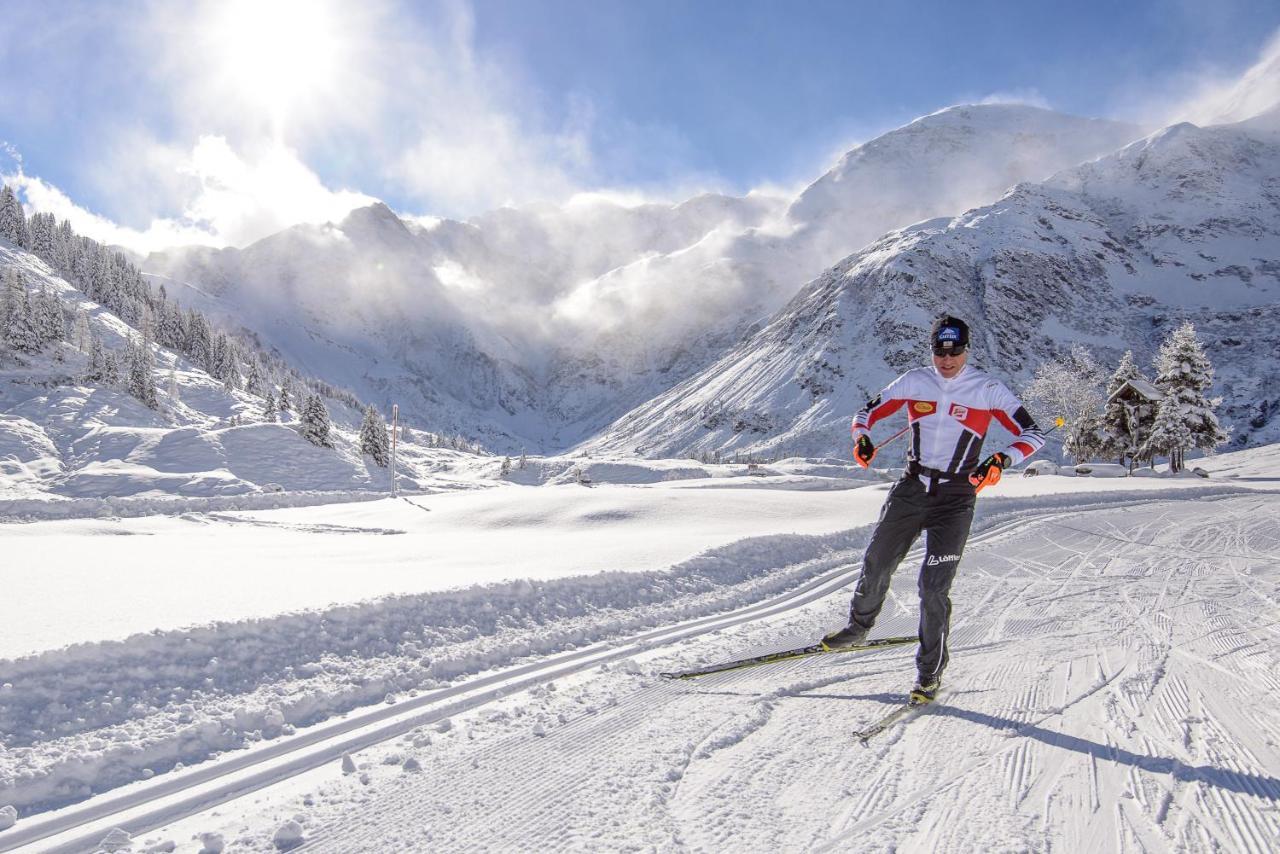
[1,0,1277,250]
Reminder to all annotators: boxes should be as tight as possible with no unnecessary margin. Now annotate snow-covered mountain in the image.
[580,108,1280,458]
[143,105,1141,452]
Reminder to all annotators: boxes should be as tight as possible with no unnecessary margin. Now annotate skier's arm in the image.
[988,383,1044,465]
[851,374,910,441]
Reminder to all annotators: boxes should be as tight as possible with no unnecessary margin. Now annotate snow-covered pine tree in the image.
[167,366,180,403]
[359,404,390,466]
[85,334,106,382]
[299,393,333,447]
[3,273,41,353]
[28,211,55,259]
[222,353,241,393]
[158,300,183,350]
[278,377,294,411]
[1023,344,1108,463]
[246,359,263,396]
[518,451,527,470]
[211,333,229,381]
[127,333,159,409]
[1144,322,1228,472]
[0,184,28,248]
[263,390,277,420]
[185,309,211,372]
[34,285,64,345]
[500,456,512,477]
[101,349,120,387]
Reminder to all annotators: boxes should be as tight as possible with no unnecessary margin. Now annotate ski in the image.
[852,690,946,744]
[659,635,917,680]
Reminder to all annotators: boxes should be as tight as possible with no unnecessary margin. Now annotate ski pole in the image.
[879,423,910,448]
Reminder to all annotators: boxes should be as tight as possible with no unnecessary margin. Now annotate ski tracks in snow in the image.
[84,494,1280,852]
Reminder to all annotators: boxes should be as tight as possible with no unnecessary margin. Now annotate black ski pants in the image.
[848,474,977,682]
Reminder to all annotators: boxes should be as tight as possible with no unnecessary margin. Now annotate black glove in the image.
[969,452,1011,491]
[853,434,876,468]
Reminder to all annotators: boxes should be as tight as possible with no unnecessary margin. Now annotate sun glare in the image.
[205,0,347,127]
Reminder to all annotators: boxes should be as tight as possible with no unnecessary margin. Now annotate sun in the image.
[203,0,348,130]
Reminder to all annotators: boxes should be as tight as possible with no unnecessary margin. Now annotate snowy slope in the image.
[2,462,1275,852]
[141,106,1139,453]
[0,241,496,503]
[581,109,1280,459]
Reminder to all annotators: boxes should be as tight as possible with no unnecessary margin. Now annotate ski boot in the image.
[909,677,941,706]
[821,622,869,650]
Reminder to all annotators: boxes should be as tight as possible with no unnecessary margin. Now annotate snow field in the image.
[277,494,1280,852]
[0,472,1266,846]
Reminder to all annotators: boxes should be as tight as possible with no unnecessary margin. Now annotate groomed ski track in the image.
[8,491,1280,852]
[300,493,1280,853]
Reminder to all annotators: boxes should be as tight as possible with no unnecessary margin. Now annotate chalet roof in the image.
[1107,377,1164,404]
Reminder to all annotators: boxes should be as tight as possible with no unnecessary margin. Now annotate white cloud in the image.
[5,137,374,254]
[179,137,375,247]
[1171,28,1280,126]
[976,89,1053,111]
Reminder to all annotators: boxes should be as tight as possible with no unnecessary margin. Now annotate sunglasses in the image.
[932,344,966,357]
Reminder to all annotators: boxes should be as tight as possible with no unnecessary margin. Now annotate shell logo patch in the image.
[913,401,936,414]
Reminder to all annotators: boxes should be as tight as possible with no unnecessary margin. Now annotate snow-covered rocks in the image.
[197,831,225,853]
[272,819,304,850]
[0,803,16,830]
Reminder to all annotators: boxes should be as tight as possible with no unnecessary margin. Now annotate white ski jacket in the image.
[852,364,1044,475]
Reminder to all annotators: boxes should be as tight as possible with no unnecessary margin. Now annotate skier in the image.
[822,315,1044,705]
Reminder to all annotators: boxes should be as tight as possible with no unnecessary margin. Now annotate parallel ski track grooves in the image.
[329,495,1279,853]
[7,491,1271,853]
[5,498,1053,854]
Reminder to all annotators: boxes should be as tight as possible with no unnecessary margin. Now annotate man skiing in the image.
[822,315,1044,705]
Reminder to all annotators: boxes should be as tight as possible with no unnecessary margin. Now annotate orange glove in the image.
[853,435,876,468]
[969,452,1011,492]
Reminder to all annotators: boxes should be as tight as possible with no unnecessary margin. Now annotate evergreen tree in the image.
[500,456,512,477]
[85,334,107,382]
[185,309,211,370]
[30,212,56,260]
[299,393,332,447]
[359,404,390,466]
[1145,322,1228,471]
[127,334,159,408]
[263,390,277,420]
[211,333,229,380]
[246,359,264,396]
[167,366,180,403]
[101,350,120,387]
[0,184,28,248]
[3,273,40,353]
[278,377,294,411]
[34,285,64,344]
[158,300,183,350]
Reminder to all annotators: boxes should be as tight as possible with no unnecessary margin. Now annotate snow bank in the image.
[0,489,388,523]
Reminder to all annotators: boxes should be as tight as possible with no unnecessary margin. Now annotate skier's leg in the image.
[850,478,927,630]
[915,484,977,682]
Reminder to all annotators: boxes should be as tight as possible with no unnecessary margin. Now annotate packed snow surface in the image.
[0,448,1277,853]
